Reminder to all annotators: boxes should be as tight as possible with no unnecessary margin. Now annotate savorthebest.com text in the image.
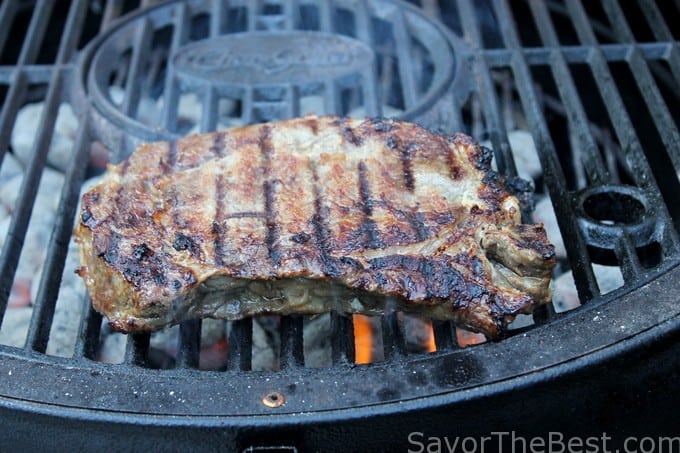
[407,431,680,453]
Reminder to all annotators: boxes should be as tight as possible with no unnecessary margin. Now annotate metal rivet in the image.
[262,391,285,408]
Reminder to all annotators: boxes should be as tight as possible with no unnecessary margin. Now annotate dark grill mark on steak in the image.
[370,117,395,132]
[264,180,281,266]
[100,232,121,265]
[169,187,183,228]
[386,136,415,191]
[368,255,481,301]
[133,243,152,261]
[401,145,416,192]
[173,233,201,258]
[310,163,339,277]
[260,125,281,266]
[291,232,311,243]
[120,157,131,175]
[224,211,266,219]
[210,131,227,158]
[336,117,363,146]
[120,253,168,288]
[304,117,319,135]
[474,145,495,170]
[167,139,178,172]
[358,161,383,249]
[213,174,226,266]
[406,211,430,241]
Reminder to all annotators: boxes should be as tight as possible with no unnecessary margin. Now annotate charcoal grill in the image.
[1,0,679,450]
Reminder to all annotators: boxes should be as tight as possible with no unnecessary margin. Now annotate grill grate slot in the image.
[381,311,406,360]
[176,319,201,369]
[227,318,253,371]
[125,332,150,367]
[15,1,55,66]
[279,315,304,369]
[73,302,102,361]
[432,320,455,350]
[330,312,354,365]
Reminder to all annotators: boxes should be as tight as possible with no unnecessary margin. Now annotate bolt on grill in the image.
[0,0,679,448]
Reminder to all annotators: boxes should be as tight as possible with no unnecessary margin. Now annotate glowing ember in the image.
[424,321,437,353]
[456,328,487,348]
[353,314,374,364]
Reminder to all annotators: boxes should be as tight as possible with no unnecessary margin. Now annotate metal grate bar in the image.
[392,9,418,109]
[323,78,340,115]
[200,85,218,133]
[210,0,225,37]
[285,84,301,119]
[246,1,260,31]
[615,231,643,282]
[600,0,680,176]
[565,0,680,254]
[25,113,92,353]
[318,0,333,33]
[160,3,189,132]
[361,68,381,117]
[355,0,380,116]
[279,315,304,369]
[175,319,202,369]
[241,86,254,124]
[0,1,18,58]
[101,0,125,32]
[73,301,102,360]
[381,311,406,361]
[482,42,674,67]
[124,333,150,367]
[17,0,55,66]
[0,72,63,326]
[355,0,371,42]
[122,19,153,118]
[226,318,252,371]
[54,0,89,64]
[0,71,27,170]
[636,0,674,43]
[458,0,518,179]
[490,0,600,302]
[529,0,609,186]
[432,320,455,351]
[330,311,354,365]
[282,0,295,31]
[636,0,680,84]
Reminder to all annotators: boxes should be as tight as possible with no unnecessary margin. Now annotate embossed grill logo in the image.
[173,32,374,85]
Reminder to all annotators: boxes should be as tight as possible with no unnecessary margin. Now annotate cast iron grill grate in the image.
[0,0,679,434]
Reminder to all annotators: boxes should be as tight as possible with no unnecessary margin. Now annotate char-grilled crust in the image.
[75,115,556,338]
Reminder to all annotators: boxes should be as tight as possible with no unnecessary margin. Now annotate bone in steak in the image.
[75,115,555,338]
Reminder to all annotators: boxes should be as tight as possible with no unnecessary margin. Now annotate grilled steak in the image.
[75,115,555,338]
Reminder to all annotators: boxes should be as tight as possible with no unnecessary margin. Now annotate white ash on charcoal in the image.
[45,236,88,357]
[109,87,161,129]
[532,194,566,260]
[0,165,65,346]
[481,129,543,183]
[303,314,332,368]
[551,264,624,313]
[11,102,79,173]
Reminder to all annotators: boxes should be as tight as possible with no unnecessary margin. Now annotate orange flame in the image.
[456,328,487,348]
[424,321,437,353]
[353,314,373,364]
